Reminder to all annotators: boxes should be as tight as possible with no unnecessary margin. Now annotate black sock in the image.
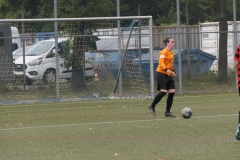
[166,92,175,112]
[152,92,167,107]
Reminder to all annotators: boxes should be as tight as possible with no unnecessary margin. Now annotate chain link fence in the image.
[0,0,239,103]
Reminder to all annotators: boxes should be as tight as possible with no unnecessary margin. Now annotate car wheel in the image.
[43,69,56,84]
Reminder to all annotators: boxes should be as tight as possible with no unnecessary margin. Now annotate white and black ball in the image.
[181,107,192,119]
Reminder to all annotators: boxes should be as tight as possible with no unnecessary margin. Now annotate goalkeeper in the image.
[148,37,177,117]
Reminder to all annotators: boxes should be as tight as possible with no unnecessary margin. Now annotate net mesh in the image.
[0,18,152,103]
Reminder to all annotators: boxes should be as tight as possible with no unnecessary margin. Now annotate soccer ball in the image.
[181,107,192,119]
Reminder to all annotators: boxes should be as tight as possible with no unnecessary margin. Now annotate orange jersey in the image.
[156,48,174,74]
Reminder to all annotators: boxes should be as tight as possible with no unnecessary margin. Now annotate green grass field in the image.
[0,93,239,160]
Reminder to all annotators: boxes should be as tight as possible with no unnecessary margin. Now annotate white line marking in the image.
[0,114,238,131]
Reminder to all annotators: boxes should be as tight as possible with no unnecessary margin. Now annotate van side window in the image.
[0,32,4,46]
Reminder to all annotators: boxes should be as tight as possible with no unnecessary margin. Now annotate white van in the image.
[13,38,94,84]
[11,27,21,50]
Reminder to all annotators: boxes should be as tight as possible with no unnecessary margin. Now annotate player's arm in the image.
[172,68,177,77]
[235,60,239,75]
[159,58,171,76]
[234,46,240,76]
[160,58,175,76]
[159,53,167,70]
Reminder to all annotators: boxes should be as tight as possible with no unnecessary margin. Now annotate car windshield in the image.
[26,40,55,56]
[13,48,24,56]
[13,46,32,56]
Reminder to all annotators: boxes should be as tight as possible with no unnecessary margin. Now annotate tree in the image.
[57,0,116,89]
[218,0,228,83]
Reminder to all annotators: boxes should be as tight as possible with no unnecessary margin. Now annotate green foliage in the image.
[0,0,237,25]
[57,0,115,18]
[59,39,74,70]
[0,81,9,93]
[59,38,90,71]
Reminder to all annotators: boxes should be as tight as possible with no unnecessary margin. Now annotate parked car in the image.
[11,26,21,51]
[13,38,94,84]
[12,46,32,62]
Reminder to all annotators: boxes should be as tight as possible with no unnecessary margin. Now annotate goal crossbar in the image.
[0,16,152,23]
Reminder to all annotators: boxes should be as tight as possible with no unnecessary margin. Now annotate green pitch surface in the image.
[0,93,239,160]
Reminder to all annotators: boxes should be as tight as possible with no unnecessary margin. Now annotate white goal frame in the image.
[0,16,155,100]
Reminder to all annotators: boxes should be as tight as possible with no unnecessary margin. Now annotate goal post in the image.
[0,16,154,102]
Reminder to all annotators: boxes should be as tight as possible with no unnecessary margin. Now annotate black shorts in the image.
[156,71,175,91]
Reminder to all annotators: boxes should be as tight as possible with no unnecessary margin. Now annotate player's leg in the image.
[166,92,175,112]
[148,72,167,116]
[164,78,176,118]
[149,91,167,116]
[236,111,240,140]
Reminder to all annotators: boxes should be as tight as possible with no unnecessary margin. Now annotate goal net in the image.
[0,16,154,103]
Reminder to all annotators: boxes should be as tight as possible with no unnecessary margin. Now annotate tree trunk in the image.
[218,0,228,83]
[71,37,86,89]
[71,0,87,89]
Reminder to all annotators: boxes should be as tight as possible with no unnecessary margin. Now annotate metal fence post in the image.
[177,0,182,94]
